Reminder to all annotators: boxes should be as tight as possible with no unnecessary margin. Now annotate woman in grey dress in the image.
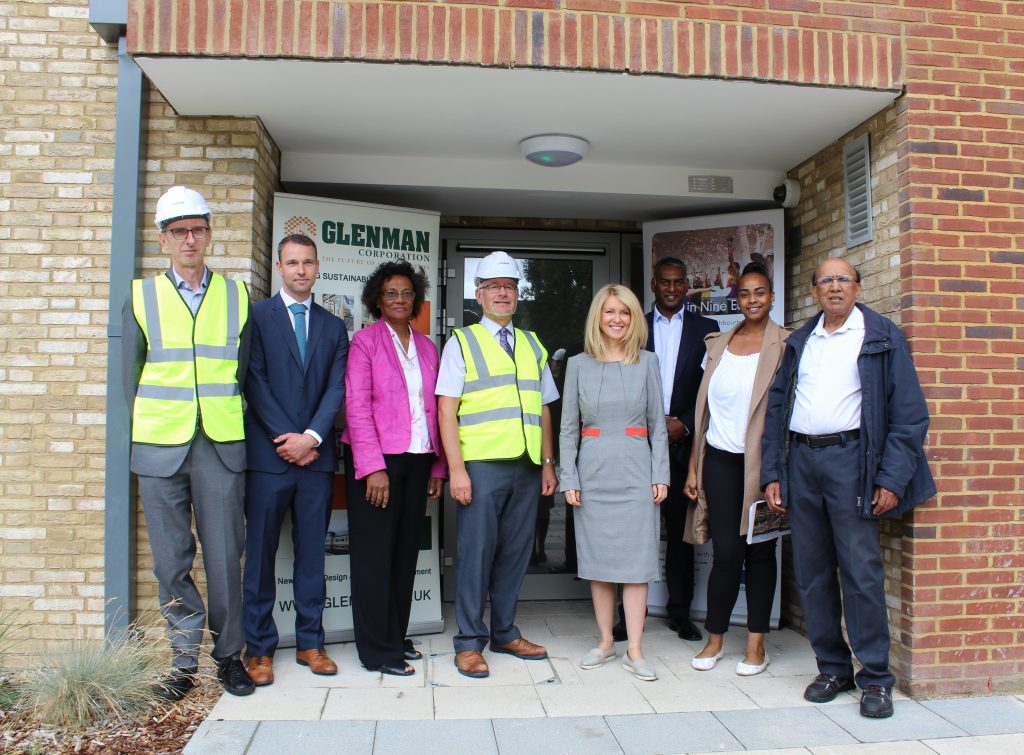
[559,284,670,681]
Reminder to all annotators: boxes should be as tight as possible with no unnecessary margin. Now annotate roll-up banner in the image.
[269,193,443,646]
[642,209,786,629]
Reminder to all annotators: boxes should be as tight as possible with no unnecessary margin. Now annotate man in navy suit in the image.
[241,233,349,685]
[616,256,719,642]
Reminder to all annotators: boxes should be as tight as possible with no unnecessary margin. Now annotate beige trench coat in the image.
[684,319,790,544]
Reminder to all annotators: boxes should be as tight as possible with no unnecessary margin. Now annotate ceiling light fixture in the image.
[520,134,589,167]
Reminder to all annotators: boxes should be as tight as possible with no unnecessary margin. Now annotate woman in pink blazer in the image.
[342,260,446,676]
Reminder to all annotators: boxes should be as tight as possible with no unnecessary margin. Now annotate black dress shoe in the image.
[216,657,255,696]
[363,660,414,677]
[860,685,894,718]
[403,639,423,661]
[668,619,702,641]
[154,667,197,702]
[804,673,855,703]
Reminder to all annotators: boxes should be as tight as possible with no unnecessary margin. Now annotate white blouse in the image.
[385,322,433,455]
[705,348,759,454]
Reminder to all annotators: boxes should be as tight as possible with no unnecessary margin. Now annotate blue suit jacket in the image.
[645,307,720,466]
[243,293,349,474]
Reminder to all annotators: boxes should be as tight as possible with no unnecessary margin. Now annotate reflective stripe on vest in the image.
[454,323,547,463]
[131,273,248,445]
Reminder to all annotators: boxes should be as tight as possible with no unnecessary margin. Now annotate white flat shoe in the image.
[736,653,770,676]
[579,647,616,669]
[622,654,657,681]
[690,650,723,671]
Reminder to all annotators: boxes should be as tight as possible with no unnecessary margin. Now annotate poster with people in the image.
[642,209,785,629]
[643,209,785,330]
[269,193,443,645]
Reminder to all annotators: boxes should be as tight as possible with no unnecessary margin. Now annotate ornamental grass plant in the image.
[16,626,167,730]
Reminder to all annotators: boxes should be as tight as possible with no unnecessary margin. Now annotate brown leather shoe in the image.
[492,636,548,660]
[454,650,489,678]
[295,648,338,676]
[245,655,274,686]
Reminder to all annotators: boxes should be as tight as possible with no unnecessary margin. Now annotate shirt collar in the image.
[653,307,684,325]
[279,288,312,310]
[811,304,865,337]
[479,316,513,337]
[171,266,210,291]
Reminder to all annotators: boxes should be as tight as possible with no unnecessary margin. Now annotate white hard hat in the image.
[475,251,521,283]
[155,186,211,229]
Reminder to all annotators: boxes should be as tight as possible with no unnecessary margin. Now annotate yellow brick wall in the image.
[0,0,117,646]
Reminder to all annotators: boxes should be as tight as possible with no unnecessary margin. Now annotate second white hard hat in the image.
[475,251,521,282]
[155,186,211,229]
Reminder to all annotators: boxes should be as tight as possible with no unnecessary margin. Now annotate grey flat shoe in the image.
[622,654,657,681]
[579,647,616,669]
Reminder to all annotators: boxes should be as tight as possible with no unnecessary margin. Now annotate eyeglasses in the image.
[382,290,416,301]
[814,274,857,287]
[166,226,209,241]
[478,283,518,294]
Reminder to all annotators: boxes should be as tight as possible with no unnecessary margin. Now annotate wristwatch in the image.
[542,457,557,465]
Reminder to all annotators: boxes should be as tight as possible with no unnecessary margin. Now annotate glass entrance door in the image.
[439,230,620,600]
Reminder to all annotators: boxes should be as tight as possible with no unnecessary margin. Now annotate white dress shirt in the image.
[277,289,321,446]
[789,306,865,435]
[435,316,559,404]
[384,321,433,454]
[652,308,684,414]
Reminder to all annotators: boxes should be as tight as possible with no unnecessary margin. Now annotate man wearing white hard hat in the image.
[122,186,254,700]
[436,251,559,679]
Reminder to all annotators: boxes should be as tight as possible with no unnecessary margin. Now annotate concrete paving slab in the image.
[429,650,540,687]
[819,699,966,742]
[923,733,1024,755]
[321,686,434,720]
[379,657,428,688]
[715,706,858,749]
[374,719,499,755]
[267,645,379,689]
[921,695,1024,735]
[493,716,623,754]
[691,750,810,755]
[182,720,257,755]
[434,684,545,719]
[809,742,938,754]
[536,680,655,718]
[737,673,860,709]
[605,711,744,754]
[246,721,375,754]
[634,677,760,714]
[545,613,605,637]
[208,686,327,721]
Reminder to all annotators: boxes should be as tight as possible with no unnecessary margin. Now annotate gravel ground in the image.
[0,675,219,754]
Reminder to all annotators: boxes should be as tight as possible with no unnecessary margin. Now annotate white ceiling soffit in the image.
[135,58,898,221]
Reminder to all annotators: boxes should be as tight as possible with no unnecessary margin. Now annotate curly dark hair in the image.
[361,259,430,320]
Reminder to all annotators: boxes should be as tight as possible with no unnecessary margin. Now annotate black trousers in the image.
[662,453,695,622]
[703,445,777,635]
[344,445,432,667]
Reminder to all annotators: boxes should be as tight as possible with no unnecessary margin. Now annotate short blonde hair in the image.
[584,284,648,365]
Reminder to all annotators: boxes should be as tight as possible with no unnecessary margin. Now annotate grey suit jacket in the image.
[122,270,251,477]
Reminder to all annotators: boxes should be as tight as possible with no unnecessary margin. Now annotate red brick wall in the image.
[128,0,903,90]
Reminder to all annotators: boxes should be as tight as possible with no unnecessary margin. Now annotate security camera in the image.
[773,179,800,209]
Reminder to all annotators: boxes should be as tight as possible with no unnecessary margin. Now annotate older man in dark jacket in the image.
[760,257,935,719]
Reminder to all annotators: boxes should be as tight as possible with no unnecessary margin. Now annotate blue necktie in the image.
[499,328,514,359]
[289,302,306,363]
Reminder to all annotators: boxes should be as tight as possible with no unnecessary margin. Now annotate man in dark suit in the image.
[123,186,254,701]
[615,256,720,642]
[241,233,349,686]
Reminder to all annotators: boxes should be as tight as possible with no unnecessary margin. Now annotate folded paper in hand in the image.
[746,499,791,545]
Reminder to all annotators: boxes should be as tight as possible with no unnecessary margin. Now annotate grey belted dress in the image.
[558,351,670,583]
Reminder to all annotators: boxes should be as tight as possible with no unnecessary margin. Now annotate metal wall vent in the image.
[843,134,873,247]
[688,175,734,194]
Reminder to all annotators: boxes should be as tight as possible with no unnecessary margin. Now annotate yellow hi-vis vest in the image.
[131,272,249,445]
[453,323,547,464]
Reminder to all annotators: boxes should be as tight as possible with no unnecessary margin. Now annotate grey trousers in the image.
[454,458,540,653]
[787,437,895,689]
[138,432,246,668]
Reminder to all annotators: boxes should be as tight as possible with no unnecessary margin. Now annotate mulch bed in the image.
[0,677,220,755]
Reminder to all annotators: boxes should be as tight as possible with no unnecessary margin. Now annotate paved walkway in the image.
[184,601,1024,754]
